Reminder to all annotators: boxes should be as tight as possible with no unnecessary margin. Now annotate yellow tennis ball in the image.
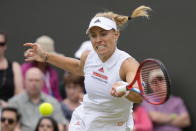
[39,102,54,116]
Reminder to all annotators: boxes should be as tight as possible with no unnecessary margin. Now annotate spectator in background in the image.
[61,72,84,122]
[74,40,93,59]
[0,31,23,108]
[59,40,91,99]
[142,95,191,131]
[8,67,67,131]
[0,107,21,131]
[141,69,191,131]
[35,116,59,131]
[22,35,62,101]
[132,103,153,131]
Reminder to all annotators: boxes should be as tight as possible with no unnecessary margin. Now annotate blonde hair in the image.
[94,5,152,30]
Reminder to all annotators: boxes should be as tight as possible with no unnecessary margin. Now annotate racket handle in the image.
[131,88,141,93]
[116,85,127,93]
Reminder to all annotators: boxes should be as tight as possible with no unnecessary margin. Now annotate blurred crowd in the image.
[0,31,191,131]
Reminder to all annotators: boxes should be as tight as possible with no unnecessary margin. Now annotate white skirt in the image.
[69,104,134,131]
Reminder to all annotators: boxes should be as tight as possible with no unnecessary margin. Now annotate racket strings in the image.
[140,62,168,104]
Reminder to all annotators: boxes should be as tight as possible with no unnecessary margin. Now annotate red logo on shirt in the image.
[74,121,80,126]
[98,67,104,73]
[93,72,108,80]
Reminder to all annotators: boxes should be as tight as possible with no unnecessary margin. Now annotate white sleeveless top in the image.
[81,48,134,129]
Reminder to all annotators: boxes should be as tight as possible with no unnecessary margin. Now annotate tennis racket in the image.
[116,58,170,105]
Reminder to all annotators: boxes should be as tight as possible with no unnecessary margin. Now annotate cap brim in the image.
[86,23,113,34]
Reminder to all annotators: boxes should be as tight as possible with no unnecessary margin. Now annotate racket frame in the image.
[126,58,171,105]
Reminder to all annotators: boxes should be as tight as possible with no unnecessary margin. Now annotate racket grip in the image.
[131,88,141,93]
[116,85,127,93]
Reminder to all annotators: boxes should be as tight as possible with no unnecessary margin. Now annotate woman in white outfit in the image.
[24,5,151,131]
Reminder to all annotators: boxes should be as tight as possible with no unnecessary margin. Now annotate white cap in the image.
[86,17,117,34]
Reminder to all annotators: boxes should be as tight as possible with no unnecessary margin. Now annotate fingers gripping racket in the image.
[116,58,170,105]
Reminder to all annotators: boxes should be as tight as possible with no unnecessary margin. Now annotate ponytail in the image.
[94,5,152,30]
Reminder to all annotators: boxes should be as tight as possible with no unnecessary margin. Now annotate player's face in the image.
[149,76,166,92]
[1,111,17,131]
[38,119,54,131]
[89,27,119,62]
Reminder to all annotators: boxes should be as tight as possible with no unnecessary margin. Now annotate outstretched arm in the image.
[44,53,82,75]
[24,43,89,76]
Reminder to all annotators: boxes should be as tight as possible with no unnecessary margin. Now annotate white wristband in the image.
[116,81,128,93]
[116,85,127,93]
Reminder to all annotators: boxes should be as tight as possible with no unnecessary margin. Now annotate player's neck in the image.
[98,48,115,62]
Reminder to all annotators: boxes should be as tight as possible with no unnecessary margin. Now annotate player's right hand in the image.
[24,43,47,62]
[111,81,126,97]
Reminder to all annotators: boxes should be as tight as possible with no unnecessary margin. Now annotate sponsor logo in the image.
[91,75,107,84]
[74,121,80,126]
[98,67,104,73]
[94,19,101,23]
[93,72,108,80]
[116,121,125,126]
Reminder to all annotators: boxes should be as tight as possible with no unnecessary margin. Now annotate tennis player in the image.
[24,5,151,131]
